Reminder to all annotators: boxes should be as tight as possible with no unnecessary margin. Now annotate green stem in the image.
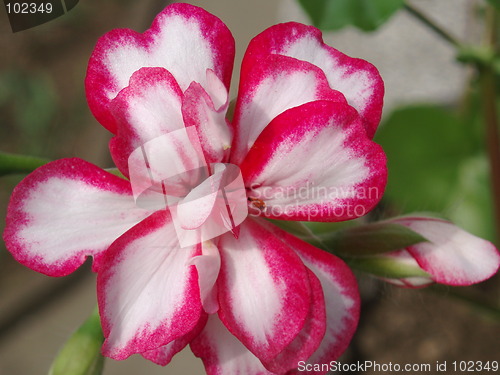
[482,70,500,242]
[404,3,463,48]
[0,152,50,176]
[48,307,105,375]
[481,6,500,243]
[428,285,500,321]
[347,257,430,279]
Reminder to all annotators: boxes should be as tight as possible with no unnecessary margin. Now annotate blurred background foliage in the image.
[298,0,405,31]
[376,104,495,241]
[0,70,56,154]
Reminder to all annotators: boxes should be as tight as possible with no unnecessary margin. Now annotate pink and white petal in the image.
[217,218,312,364]
[241,101,387,222]
[108,67,184,175]
[243,22,383,138]
[85,3,235,133]
[395,218,500,286]
[183,79,231,164]
[3,158,151,277]
[188,241,221,314]
[231,54,347,164]
[274,227,360,371]
[263,269,326,374]
[97,211,203,360]
[142,313,208,366]
[190,315,276,375]
[205,69,230,110]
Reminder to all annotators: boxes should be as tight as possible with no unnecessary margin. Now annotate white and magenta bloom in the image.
[3,4,387,374]
[378,217,500,288]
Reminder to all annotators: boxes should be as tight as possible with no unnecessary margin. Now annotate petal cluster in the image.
[3,3,388,374]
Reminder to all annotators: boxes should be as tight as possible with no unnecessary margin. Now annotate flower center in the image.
[128,126,248,247]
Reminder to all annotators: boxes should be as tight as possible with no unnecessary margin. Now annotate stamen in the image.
[248,197,266,210]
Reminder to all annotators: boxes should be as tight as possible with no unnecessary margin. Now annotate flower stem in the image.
[482,71,500,242]
[0,151,50,176]
[481,5,500,243]
[403,2,463,48]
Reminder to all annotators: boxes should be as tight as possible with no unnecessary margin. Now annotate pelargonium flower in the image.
[376,217,500,288]
[3,4,387,374]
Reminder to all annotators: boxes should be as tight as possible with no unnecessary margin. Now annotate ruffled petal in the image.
[109,67,184,176]
[231,54,347,164]
[97,211,203,360]
[241,101,386,222]
[182,73,231,164]
[277,227,360,373]
[395,218,500,286]
[217,218,312,365]
[3,158,151,277]
[141,314,208,366]
[191,315,275,375]
[85,3,235,133]
[188,241,221,314]
[242,22,383,138]
[263,269,326,374]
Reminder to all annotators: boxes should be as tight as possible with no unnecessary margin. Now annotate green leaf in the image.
[0,152,50,176]
[267,219,317,239]
[375,105,480,215]
[266,219,327,249]
[302,219,360,235]
[105,168,126,179]
[487,0,500,10]
[297,0,404,31]
[347,256,430,278]
[448,155,495,241]
[48,308,105,375]
[320,221,427,256]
